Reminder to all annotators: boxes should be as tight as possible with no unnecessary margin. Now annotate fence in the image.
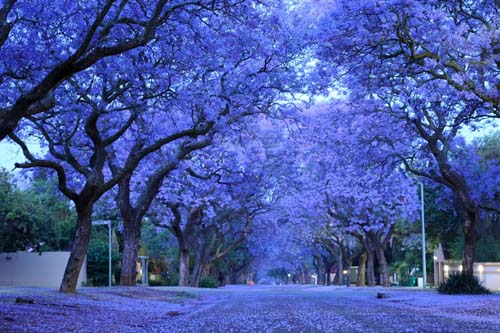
[0,251,87,288]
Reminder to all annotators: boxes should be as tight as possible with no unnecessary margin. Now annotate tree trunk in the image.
[120,220,141,286]
[179,250,190,286]
[366,250,375,287]
[323,257,332,285]
[357,252,367,287]
[463,229,477,276]
[332,269,339,285]
[59,205,92,293]
[448,169,481,277]
[376,247,390,287]
[335,253,343,286]
[314,255,325,285]
[190,254,204,287]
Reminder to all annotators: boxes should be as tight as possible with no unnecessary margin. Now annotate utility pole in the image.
[421,183,427,288]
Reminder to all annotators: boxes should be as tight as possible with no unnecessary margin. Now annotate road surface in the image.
[152,285,500,332]
[1,285,499,332]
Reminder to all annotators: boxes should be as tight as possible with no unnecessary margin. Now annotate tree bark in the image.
[357,252,367,287]
[323,256,332,285]
[366,250,375,287]
[448,189,480,276]
[313,255,325,285]
[59,205,93,293]
[376,247,390,287]
[463,228,478,276]
[190,243,208,287]
[120,221,141,286]
[179,250,190,286]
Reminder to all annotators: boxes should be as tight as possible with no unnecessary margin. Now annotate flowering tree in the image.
[148,114,289,286]
[0,0,236,140]
[8,0,309,293]
[317,0,500,277]
[285,104,419,287]
[104,4,310,286]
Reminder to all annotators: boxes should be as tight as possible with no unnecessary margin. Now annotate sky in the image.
[0,141,23,170]
[1,119,498,171]
[0,139,43,170]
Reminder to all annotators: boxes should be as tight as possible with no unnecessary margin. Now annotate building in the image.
[433,243,500,291]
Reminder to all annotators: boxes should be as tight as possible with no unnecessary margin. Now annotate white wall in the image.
[0,251,87,289]
[438,261,500,291]
[477,263,500,291]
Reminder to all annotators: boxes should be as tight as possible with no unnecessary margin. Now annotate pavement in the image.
[1,285,499,332]
[152,285,500,332]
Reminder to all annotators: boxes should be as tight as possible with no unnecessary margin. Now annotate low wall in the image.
[0,251,87,289]
[434,260,500,291]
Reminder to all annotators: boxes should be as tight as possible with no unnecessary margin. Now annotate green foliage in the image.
[438,273,490,294]
[0,170,75,252]
[148,279,167,286]
[449,235,500,262]
[163,270,179,286]
[267,267,288,283]
[140,219,172,257]
[137,218,180,286]
[476,131,500,161]
[86,227,121,286]
[199,276,218,288]
[214,245,249,274]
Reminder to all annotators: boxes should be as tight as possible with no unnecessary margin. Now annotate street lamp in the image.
[92,220,112,287]
[420,182,427,288]
[287,273,291,284]
[433,256,438,286]
[342,270,349,287]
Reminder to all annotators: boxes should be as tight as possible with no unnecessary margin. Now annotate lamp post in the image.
[287,273,291,285]
[92,220,112,287]
[342,270,349,287]
[433,255,438,286]
[420,183,427,288]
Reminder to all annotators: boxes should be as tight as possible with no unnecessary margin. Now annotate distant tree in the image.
[8,0,308,293]
[318,1,500,277]
[0,169,75,252]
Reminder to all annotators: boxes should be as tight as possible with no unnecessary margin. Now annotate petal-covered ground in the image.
[1,285,499,332]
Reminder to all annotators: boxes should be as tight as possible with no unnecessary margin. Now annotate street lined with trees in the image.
[0,0,499,297]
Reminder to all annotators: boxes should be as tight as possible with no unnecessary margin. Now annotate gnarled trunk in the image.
[323,256,332,285]
[60,205,93,293]
[313,255,325,285]
[332,266,340,285]
[366,250,375,287]
[357,252,367,287]
[451,191,480,277]
[179,250,190,286]
[120,221,141,286]
[463,228,478,276]
[376,247,390,287]
[190,255,204,287]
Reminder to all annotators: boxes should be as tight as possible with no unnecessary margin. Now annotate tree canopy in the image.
[0,0,498,292]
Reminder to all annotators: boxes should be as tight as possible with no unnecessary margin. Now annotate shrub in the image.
[199,276,218,288]
[148,279,167,287]
[438,273,490,294]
